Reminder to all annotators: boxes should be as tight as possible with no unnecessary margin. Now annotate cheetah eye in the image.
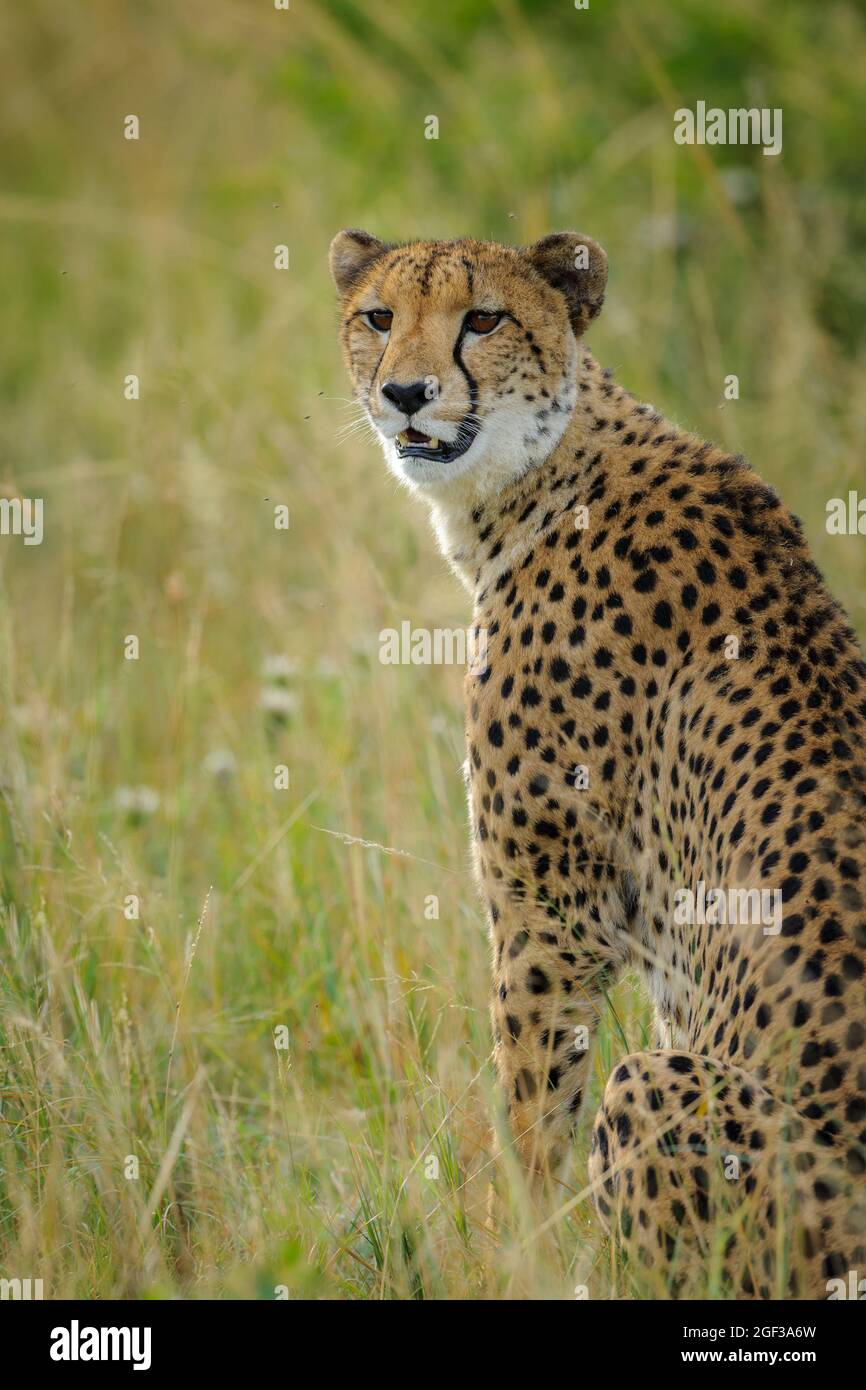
[365,308,393,333]
[466,310,502,335]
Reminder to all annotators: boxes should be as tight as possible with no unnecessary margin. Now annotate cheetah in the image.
[330,227,866,1297]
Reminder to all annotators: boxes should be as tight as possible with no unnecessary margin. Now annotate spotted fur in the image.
[330,229,866,1297]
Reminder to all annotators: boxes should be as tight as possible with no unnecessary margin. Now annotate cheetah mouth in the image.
[395,421,479,464]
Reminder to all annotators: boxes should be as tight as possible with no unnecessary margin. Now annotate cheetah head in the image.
[329,231,607,500]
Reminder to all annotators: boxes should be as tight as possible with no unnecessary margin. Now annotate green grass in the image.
[0,0,865,1298]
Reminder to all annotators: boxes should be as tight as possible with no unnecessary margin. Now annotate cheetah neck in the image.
[428,351,660,602]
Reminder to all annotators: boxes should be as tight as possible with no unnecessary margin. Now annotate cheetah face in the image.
[330,231,608,500]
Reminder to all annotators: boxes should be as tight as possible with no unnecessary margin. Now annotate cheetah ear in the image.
[523,232,608,337]
[329,229,390,296]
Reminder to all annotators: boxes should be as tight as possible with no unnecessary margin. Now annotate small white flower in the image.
[203,749,237,781]
[260,687,299,717]
[114,786,161,818]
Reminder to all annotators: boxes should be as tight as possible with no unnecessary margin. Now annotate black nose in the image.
[381,379,429,416]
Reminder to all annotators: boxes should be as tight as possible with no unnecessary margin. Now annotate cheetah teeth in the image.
[398,432,439,449]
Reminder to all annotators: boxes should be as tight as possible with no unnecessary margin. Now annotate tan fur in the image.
[331,230,866,1297]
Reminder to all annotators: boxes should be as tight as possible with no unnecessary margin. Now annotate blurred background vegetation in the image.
[0,0,864,1298]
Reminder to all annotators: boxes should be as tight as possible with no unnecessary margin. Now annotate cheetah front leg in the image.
[489,870,627,1184]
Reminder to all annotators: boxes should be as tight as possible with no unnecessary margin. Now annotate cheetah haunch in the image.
[331,228,866,1297]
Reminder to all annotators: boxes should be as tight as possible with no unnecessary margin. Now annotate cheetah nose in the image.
[382,379,429,417]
